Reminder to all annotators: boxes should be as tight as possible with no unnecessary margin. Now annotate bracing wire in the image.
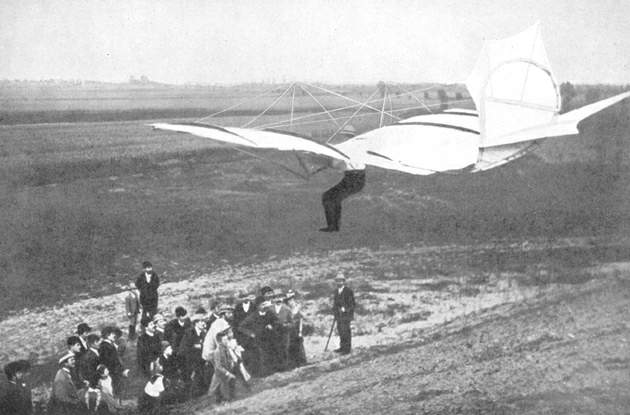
[304,82,400,120]
[195,85,280,123]
[327,88,381,144]
[298,84,341,128]
[257,85,469,130]
[242,83,295,128]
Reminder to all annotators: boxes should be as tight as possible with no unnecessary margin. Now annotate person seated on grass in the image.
[0,359,32,415]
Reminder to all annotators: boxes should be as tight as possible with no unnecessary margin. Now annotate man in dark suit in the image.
[232,293,256,330]
[77,334,100,386]
[135,261,160,319]
[75,323,91,357]
[332,272,355,354]
[98,326,129,398]
[178,313,208,398]
[0,360,32,415]
[137,320,162,378]
[238,301,280,377]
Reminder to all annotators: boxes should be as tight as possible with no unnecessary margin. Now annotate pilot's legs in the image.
[321,170,366,231]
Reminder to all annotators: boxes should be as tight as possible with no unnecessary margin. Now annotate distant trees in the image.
[129,75,152,85]
[437,89,448,110]
[559,81,576,113]
[377,81,387,98]
[584,87,602,104]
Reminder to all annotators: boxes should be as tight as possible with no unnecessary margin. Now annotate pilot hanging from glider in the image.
[320,125,366,232]
[151,22,630,234]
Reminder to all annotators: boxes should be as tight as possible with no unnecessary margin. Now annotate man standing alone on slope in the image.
[136,261,160,320]
[332,272,355,355]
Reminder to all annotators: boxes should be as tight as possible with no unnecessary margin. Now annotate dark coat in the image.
[238,311,279,342]
[164,318,190,352]
[137,333,162,377]
[238,311,280,377]
[98,341,124,394]
[77,349,100,385]
[135,272,160,310]
[0,380,32,415]
[178,328,205,371]
[232,301,255,329]
[333,286,355,321]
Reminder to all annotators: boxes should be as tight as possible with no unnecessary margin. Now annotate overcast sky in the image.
[1,0,628,85]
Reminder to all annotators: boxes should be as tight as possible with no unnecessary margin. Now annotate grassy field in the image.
[0,84,629,315]
[0,83,629,414]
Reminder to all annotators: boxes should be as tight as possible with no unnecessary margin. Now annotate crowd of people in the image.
[0,261,360,415]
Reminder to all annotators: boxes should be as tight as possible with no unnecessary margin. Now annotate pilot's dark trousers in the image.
[322,169,366,230]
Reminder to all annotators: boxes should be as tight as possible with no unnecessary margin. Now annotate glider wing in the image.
[151,122,351,162]
[334,111,480,175]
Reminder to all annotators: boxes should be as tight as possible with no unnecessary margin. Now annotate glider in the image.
[152,22,629,177]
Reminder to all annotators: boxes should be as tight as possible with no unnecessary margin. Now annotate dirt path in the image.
[1,235,628,413]
[186,271,630,414]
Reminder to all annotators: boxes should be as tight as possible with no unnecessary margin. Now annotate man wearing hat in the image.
[77,334,101,387]
[207,328,238,404]
[137,319,162,378]
[254,286,275,309]
[76,322,92,357]
[332,272,355,354]
[164,306,190,352]
[232,293,257,372]
[233,293,256,330]
[178,312,208,398]
[135,261,160,320]
[0,360,32,415]
[203,305,233,362]
[202,305,234,383]
[238,300,279,377]
[50,353,81,415]
[285,291,307,369]
[320,125,366,232]
[272,293,292,371]
[98,326,129,399]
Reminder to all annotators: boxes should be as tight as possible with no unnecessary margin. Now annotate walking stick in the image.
[324,316,337,352]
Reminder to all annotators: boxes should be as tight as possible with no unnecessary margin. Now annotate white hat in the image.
[58,352,75,365]
[334,272,346,281]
